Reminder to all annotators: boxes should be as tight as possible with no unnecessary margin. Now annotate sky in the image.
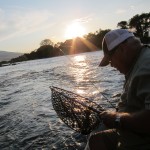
[0,0,149,53]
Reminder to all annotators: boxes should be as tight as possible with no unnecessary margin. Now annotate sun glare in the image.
[65,22,86,39]
[74,55,85,62]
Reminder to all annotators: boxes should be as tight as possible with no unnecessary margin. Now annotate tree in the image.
[84,29,110,49]
[95,29,111,49]
[36,45,53,58]
[40,39,54,46]
[117,21,128,29]
[129,13,150,39]
[84,32,96,43]
[117,12,150,43]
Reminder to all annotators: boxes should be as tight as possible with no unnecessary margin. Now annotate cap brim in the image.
[99,55,109,67]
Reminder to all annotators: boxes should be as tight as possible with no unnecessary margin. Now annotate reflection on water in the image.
[70,54,90,95]
[76,89,86,95]
[73,55,86,62]
[92,90,99,95]
[0,51,124,149]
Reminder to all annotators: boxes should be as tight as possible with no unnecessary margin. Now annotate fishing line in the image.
[56,47,116,109]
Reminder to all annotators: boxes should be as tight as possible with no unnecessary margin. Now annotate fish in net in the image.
[50,86,105,135]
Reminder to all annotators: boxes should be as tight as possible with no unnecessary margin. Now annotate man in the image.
[85,29,150,150]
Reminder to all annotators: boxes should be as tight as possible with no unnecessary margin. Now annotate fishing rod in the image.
[50,47,117,134]
[56,47,116,109]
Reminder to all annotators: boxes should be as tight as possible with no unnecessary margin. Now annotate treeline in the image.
[0,12,149,67]
[0,29,110,66]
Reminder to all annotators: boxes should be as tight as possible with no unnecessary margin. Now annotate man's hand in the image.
[100,110,150,134]
[100,111,117,128]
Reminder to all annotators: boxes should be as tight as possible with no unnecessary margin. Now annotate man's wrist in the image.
[114,114,121,129]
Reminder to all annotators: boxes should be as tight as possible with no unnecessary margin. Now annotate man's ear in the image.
[117,44,124,55]
[119,43,127,54]
[119,43,129,60]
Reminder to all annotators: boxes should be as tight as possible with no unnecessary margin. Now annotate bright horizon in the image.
[0,0,149,53]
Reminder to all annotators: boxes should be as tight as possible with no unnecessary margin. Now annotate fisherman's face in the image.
[109,45,128,75]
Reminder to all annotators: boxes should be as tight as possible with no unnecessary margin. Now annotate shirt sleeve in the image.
[135,58,150,110]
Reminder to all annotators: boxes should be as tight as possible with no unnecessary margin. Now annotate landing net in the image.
[50,86,105,135]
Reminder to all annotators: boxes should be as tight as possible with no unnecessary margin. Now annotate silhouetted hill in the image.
[0,51,22,61]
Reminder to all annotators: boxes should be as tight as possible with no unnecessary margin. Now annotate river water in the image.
[0,51,124,150]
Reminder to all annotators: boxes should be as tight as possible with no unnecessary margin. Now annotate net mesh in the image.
[50,86,105,135]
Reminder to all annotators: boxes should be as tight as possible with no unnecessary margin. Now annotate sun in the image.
[65,22,86,39]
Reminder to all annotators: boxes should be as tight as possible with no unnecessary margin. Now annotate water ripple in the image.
[0,51,123,149]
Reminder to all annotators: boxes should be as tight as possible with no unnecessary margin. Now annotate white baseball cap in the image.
[99,29,134,66]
